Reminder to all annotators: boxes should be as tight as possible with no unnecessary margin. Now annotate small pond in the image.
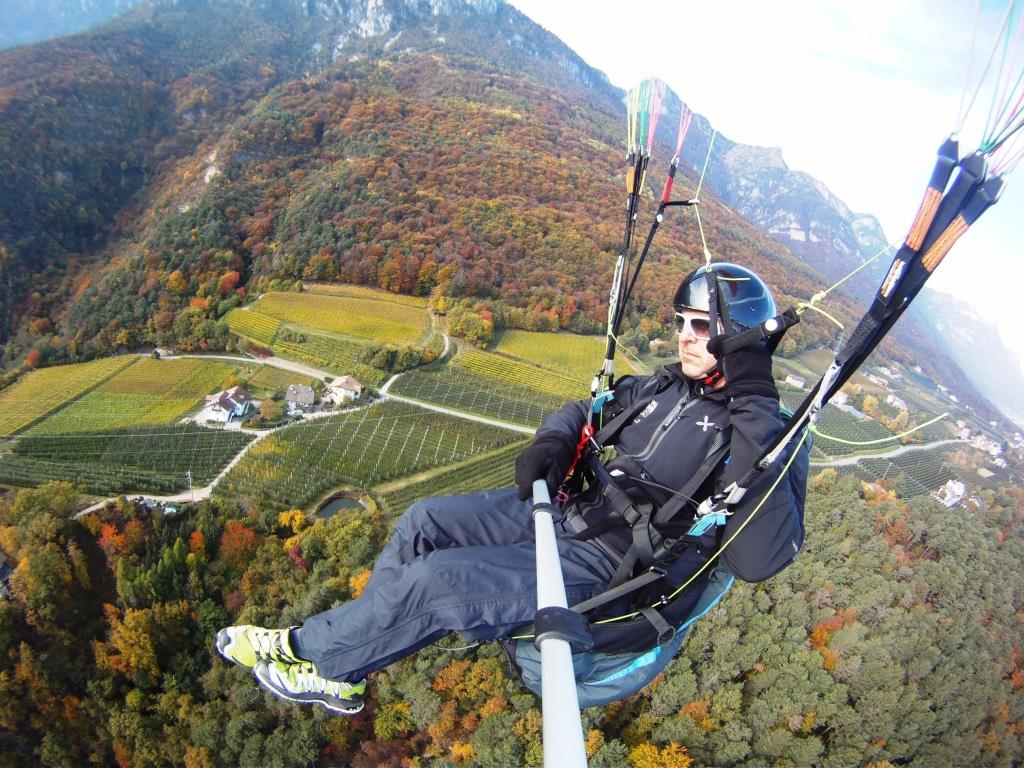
[316,494,364,519]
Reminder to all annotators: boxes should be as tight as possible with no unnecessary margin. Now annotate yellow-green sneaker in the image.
[254,660,365,715]
[215,625,303,669]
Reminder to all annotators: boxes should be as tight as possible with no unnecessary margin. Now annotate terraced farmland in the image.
[390,366,565,427]
[255,292,427,344]
[376,440,527,518]
[225,308,281,345]
[306,283,428,308]
[28,357,236,434]
[239,364,315,395]
[454,348,587,400]
[845,443,963,499]
[217,401,521,512]
[0,356,135,436]
[492,329,641,382]
[272,332,386,385]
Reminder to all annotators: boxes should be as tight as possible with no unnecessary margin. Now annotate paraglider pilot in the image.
[217,263,808,714]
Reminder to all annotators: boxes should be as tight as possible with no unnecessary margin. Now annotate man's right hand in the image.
[514,433,576,500]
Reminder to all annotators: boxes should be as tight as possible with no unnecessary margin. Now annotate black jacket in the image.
[537,363,808,582]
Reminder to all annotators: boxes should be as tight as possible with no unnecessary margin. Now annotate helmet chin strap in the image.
[699,267,729,392]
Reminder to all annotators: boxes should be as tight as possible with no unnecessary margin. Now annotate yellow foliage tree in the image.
[277,508,307,534]
[166,270,188,294]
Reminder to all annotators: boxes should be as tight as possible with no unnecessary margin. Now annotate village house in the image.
[323,376,363,406]
[934,479,967,508]
[885,394,908,412]
[865,373,889,387]
[286,384,317,413]
[831,390,850,406]
[784,374,805,389]
[200,386,252,423]
[877,366,902,381]
[970,434,1003,456]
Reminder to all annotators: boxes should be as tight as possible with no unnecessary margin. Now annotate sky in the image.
[508,0,1024,366]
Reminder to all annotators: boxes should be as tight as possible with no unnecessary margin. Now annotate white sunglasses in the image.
[673,313,713,340]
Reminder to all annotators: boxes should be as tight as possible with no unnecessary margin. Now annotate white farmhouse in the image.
[200,386,252,423]
[323,375,363,405]
[784,374,806,389]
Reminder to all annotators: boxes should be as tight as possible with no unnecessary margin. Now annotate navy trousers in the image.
[291,488,620,682]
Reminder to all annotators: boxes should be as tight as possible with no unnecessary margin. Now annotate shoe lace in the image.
[252,629,288,662]
[290,662,362,700]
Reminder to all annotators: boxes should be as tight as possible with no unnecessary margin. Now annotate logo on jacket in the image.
[636,399,659,421]
[696,415,716,432]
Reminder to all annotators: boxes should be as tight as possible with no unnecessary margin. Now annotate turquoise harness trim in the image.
[687,512,728,537]
[592,391,615,413]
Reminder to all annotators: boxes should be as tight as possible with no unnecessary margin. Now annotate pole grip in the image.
[532,480,588,768]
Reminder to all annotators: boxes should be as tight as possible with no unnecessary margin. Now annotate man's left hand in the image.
[707,334,779,399]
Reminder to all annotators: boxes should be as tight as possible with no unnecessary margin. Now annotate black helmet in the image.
[672,262,776,332]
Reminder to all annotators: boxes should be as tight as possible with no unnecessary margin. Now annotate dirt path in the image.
[810,438,965,468]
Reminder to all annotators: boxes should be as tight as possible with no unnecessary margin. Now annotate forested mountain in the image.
[0,0,1005,421]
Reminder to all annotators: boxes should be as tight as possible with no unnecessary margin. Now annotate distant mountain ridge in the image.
[0,0,143,50]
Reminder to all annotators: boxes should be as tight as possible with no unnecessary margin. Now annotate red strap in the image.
[556,424,595,503]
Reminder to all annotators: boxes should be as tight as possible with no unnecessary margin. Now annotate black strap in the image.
[593,370,674,447]
[638,607,675,646]
[652,428,732,527]
[570,564,666,615]
[717,308,800,356]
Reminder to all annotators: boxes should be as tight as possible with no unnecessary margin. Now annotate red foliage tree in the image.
[218,520,258,570]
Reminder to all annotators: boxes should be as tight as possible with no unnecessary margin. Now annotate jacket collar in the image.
[662,363,730,402]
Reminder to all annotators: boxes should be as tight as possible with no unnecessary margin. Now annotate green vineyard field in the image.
[492,329,640,382]
[225,308,281,345]
[28,358,236,434]
[9,424,253,485]
[217,401,521,511]
[255,292,427,344]
[0,356,135,436]
[376,440,527,518]
[390,366,563,427]
[454,348,587,400]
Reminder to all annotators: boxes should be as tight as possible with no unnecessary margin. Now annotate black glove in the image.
[514,433,576,500]
[707,334,779,400]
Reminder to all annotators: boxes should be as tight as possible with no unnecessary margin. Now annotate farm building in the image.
[885,394,908,411]
[286,384,316,413]
[784,374,806,389]
[323,376,363,405]
[200,386,252,423]
[934,479,967,508]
